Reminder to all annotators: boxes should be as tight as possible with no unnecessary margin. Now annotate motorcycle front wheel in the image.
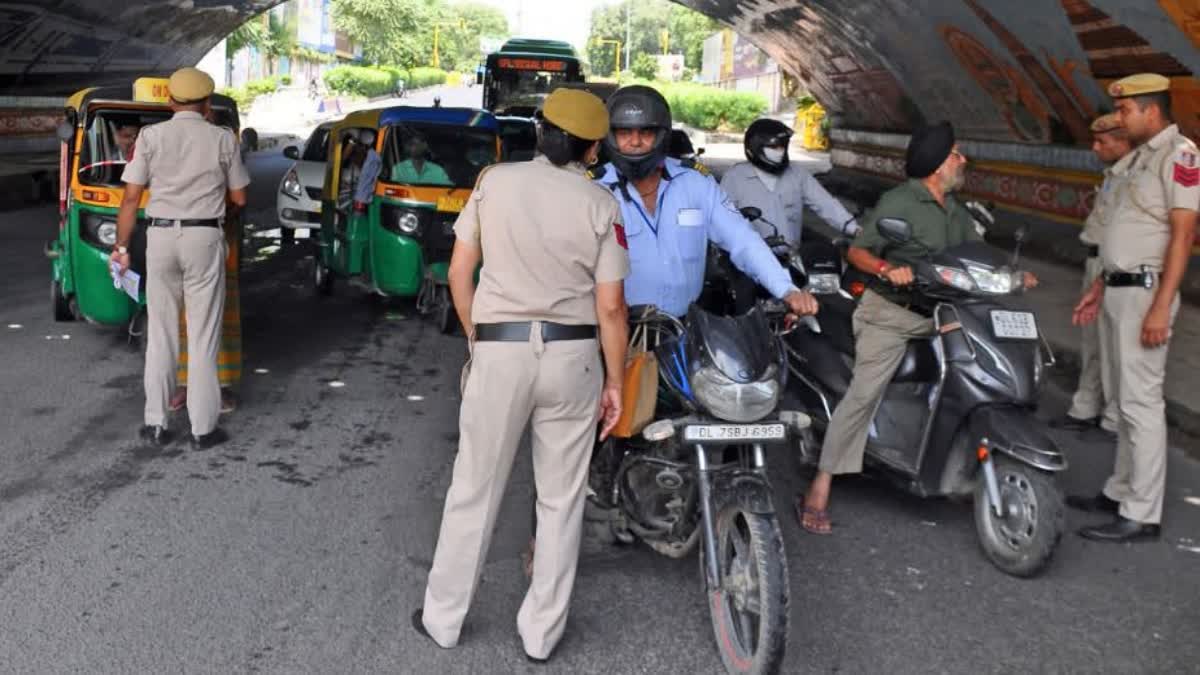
[973,458,1064,577]
[703,506,789,675]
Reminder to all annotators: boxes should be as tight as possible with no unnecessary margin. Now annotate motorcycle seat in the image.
[893,339,939,383]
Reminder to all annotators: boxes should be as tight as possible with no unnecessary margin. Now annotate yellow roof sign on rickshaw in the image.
[132,77,172,104]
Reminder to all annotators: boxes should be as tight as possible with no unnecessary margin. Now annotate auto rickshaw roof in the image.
[377,107,499,132]
[65,83,239,120]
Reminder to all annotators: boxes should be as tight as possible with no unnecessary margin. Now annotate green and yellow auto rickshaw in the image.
[313,106,501,333]
[46,77,240,329]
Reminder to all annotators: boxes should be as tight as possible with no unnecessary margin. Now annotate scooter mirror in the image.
[877,217,913,244]
[739,206,763,221]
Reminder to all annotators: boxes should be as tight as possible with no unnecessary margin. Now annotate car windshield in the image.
[77,108,172,187]
[303,126,331,162]
[382,122,498,187]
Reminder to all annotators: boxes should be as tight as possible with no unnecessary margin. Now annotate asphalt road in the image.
[1,88,1199,673]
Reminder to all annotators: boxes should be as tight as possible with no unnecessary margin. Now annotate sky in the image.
[459,0,617,52]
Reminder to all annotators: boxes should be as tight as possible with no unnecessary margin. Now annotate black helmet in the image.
[744,118,793,174]
[604,85,672,181]
[667,129,695,159]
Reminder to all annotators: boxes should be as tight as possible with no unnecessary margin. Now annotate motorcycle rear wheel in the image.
[973,458,1064,577]
[703,506,789,675]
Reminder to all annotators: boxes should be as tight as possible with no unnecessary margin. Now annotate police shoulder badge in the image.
[1174,150,1199,187]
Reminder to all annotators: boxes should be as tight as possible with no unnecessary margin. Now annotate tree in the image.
[586,0,717,78]
[226,19,268,60]
[632,53,659,80]
[426,2,509,72]
[331,0,434,69]
[264,11,299,75]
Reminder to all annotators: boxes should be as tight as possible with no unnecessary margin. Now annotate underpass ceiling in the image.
[1,0,1196,144]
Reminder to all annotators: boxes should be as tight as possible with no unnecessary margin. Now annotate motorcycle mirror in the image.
[1014,224,1028,243]
[283,145,300,160]
[877,217,913,244]
[56,121,74,142]
[739,206,763,221]
[696,147,705,156]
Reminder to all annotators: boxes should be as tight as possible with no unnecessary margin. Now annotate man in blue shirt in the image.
[591,85,818,318]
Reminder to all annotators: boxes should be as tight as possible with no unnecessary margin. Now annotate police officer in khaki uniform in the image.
[109,67,250,449]
[1070,74,1199,542]
[412,89,629,663]
[1050,113,1131,435]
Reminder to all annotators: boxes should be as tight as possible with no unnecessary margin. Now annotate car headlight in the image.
[934,265,976,291]
[281,170,302,199]
[808,273,841,295]
[691,363,781,423]
[967,264,1017,294]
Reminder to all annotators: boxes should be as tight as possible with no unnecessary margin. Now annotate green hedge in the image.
[323,65,448,98]
[659,83,767,132]
[218,76,281,111]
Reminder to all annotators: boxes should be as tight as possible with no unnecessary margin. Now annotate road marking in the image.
[1176,545,1200,554]
[7,323,21,329]
[1184,496,1200,507]
[407,395,425,402]
[254,368,270,374]
[328,380,345,388]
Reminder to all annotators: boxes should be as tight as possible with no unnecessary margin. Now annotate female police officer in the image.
[413,88,629,664]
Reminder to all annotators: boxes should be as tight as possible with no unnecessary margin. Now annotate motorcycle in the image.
[784,216,1067,577]
[588,301,811,674]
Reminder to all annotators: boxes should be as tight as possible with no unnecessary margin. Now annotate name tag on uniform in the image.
[677,208,703,227]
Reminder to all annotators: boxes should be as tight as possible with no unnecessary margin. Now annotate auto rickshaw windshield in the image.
[383,122,498,188]
[78,109,172,187]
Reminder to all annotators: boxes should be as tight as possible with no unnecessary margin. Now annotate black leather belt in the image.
[1104,271,1155,288]
[149,218,221,228]
[474,322,597,342]
[1085,245,1099,258]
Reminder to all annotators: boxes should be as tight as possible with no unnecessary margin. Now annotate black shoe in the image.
[411,608,439,647]
[190,427,229,451]
[1065,493,1120,514]
[526,654,550,665]
[1049,414,1098,431]
[138,425,174,446]
[1078,516,1161,542]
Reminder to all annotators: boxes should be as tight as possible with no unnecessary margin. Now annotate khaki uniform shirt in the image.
[1081,165,1125,247]
[1103,124,1200,272]
[454,155,629,325]
[121,111,251,219]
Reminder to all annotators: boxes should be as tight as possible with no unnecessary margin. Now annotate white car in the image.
[277,122,334,241]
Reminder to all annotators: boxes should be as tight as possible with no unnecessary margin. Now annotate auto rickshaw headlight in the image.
[97,221,118,246]
[397,211,421,235]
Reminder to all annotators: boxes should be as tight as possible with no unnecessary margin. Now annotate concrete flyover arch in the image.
[0,0,1197,223]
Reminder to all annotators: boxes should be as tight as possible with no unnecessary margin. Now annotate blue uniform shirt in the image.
[593,158,795,317]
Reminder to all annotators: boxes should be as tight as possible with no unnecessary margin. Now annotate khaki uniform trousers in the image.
[422,329,602,659]
[819,290,935,475]
[144,225,226,435]
[1099,286,1178,524]
[1067,256,1119,429]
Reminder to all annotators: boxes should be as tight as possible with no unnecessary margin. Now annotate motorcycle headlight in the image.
[934,265,976,292]
[281,170,302,199]
[807,273,842,295]
[967,264,1017,294]
[691,363,781,423]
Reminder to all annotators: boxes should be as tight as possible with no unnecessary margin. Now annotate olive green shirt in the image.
[855,179,982,304]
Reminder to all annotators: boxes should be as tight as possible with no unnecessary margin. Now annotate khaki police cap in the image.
[167,67,215,103]
[1107,73,1170,99]
[1090,112,1122,134]
[541,89,609,141]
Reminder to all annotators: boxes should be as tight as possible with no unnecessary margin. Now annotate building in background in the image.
[700,29,785,113]
[197,0,361,89]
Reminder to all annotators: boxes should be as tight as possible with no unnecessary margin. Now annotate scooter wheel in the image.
[312,257,333,296]
[973,458,1064,578]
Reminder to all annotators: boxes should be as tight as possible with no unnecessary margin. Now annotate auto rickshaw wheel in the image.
[436,285,456,335]
[312,257,333,296]
[52,279,75,322]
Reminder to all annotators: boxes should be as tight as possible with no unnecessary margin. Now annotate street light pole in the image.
[624,2,631,76]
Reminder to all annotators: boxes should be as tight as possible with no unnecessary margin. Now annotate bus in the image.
[478,38,586,116]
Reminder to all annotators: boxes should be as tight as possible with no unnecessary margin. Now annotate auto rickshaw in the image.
[313,106,501,333]
[46,77,241,330]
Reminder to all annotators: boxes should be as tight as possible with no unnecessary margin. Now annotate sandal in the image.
[795,497,832,535]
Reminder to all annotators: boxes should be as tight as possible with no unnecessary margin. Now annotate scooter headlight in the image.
[967,265,1018,294]
[807,273,842,295]
[934,265,976,292]
[692,363,781,423]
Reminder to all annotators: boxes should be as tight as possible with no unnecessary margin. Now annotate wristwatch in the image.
[876,260,890,279]
[114,245,128,255]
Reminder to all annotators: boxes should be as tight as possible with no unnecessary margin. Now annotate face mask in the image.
[762,147,786,164]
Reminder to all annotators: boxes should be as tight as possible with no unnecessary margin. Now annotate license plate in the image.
[437,195,465,213]
[683,423,786,442]
[990,310,1038,339]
